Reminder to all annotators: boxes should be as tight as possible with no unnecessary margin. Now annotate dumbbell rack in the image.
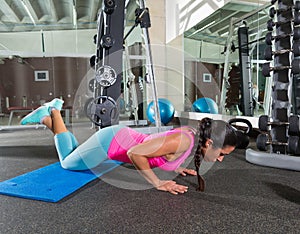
[246,0,300,171]
[225,65,242,115]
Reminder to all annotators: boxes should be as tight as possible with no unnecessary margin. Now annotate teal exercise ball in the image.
[147,98,175,125]
[192,97,218,114]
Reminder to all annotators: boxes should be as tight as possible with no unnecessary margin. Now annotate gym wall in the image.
[184,60,221,107]
[0,57,89,112]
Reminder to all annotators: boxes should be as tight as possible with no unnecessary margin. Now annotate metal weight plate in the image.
[95,65,117,87]
[85,96,118,127]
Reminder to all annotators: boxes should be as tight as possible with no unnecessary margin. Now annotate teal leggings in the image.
[54,125,124,170]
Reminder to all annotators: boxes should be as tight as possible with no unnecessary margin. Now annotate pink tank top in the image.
[107,127,194,171]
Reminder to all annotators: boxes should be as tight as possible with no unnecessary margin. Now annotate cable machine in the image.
[86,0,162,131]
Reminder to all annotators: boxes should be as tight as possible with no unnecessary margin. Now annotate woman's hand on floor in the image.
[175,167,197,176]
[156,180,188,195]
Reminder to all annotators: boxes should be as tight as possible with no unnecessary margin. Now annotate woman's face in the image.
[202,143,235,162]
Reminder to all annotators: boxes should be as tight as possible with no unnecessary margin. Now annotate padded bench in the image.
[7,107,34,125]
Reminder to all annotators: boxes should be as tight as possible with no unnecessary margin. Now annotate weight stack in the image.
[90,0,126,127]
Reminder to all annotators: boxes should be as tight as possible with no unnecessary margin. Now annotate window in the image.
[203,73,212,83]
[34,70,49,81]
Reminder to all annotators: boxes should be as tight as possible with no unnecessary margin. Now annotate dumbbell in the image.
[256,133,300,155]
[256,133,286,151]
[267,14,300,31]
[265,29,300,45]
[90,55,96,68]
[288,135,300,155]
[258,115,300,133]
[262,60,300,77]
[269,2,300,18]
[288,115,300,135]
[271,0,277,4]
[264,43,300,60]
[258,115,289,131]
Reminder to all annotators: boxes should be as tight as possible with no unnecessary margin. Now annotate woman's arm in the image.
[128,152,188,194]
[127,132,191,194]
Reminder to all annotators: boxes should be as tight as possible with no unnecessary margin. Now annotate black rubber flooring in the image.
[0,127,299,233]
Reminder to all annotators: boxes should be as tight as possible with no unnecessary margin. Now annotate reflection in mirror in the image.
[183,1,272,118]
[0,0,139,126]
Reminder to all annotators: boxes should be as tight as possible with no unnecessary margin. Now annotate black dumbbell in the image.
[264,42,300,60]
[90,55,96,68]
[267,14,300,31]
[271,0,277,4]
[288,115,300,136]
[288,135,300,155]
[258,115,300,133]
[228,118,253,149]
[256,133,286,151]
[269,2,300,18]
[265,29,300,45]
[256,133,300,155]
[262,60,300,77]
[258,115,289,131]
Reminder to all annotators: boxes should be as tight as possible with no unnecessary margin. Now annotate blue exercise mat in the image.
[0,160,122,202]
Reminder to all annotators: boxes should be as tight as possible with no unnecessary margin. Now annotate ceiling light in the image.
[73,7,77,27]
[188,20,216,38]
[21,0,36,25]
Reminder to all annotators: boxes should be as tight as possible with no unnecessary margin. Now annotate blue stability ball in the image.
[192,97,218,114]
[147,98,175,125]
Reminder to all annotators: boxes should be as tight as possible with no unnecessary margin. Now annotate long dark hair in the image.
[193,117,237,191]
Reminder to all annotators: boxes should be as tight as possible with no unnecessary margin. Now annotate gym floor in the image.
[0,121,299,233]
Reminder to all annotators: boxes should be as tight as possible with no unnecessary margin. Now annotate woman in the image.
[21,98,237,195]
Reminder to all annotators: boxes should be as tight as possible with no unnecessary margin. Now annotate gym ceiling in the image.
[0,0,138,32]
[185,1,271,45]
[0,0,269,42]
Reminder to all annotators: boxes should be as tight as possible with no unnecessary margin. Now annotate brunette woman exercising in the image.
[21,98,237,195]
